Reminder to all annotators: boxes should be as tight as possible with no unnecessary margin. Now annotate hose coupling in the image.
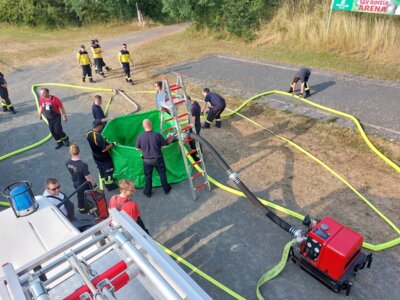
[227,169,241,184]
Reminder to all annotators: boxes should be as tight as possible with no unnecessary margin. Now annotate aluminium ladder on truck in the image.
[0,209,212,300]
[159,74,211,200]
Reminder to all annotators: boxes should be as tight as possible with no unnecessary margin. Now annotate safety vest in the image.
[119,50,131,63]
[77,51,91,65]
[91,46,103,59]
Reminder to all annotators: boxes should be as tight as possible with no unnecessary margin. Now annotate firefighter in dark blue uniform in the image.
[86,120,117,191]
[0,72,16,114]
[201,88,226,128]
[135,119,171,198]
[288,67,311,97]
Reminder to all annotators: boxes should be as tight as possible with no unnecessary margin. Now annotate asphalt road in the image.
[1,25,399,299]
[165,54,400,139]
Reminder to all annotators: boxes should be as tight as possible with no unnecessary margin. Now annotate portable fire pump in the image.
[189,132,373,296]
[291,216,372,295]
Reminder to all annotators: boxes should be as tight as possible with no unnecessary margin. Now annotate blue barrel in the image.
[10,185,33,211]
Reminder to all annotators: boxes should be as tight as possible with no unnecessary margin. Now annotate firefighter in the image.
[86,119,117,191]
[201,88,226,129]
[66,144,96,213]
[38,88,70,149]
[288,67,311,97]
[0,72,16,114]
[77,45,94,83]
[91,39,111,78]
[118,43,134,85]
[135,119,171,198]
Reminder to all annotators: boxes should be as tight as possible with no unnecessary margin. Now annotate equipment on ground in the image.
[291,217,372,295]
[159,74,211,200]
[0,182,211,300]
[189,132,372,295]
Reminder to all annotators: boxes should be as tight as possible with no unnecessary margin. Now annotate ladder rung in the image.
[187,149,197,156]
[165,117,174,122]
[191,172,203,179]
[194,182,206,190]
[163,127,174,132]
[177,112,188,119]
[174,99,185,105]
[190,160,201,167]
[170,85,182,91]
[181,125,192,131]
[184,138,193,144]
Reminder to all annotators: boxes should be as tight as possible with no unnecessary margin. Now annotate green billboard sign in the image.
[331,0,400,15]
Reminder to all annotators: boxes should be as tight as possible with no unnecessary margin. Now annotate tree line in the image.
[0,0,280,38]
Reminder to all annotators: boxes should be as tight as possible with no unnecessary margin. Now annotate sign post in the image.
[327,0,400,34]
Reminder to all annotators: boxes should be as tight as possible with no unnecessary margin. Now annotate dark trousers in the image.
[206,105,225,128]
[95,159,115,190]
[82,65,92,78]
[143,156,170,196]
[1,89,14,110]
[94,58,104,74]
[48,117,68,143]
[189,125,201,150]
[122,63,131,80]
[74,182,93,210]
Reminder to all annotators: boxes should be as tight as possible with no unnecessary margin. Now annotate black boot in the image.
[105,66,111,71]
[215,120,222,128]
[63,137,70,146]
[55,142,63,150]
[9,107,16,114]
[82,77,86,83]
[202,122,210,129]
[89,78,95,83]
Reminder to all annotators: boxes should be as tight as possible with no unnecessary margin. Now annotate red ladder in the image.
[160,74,211,200]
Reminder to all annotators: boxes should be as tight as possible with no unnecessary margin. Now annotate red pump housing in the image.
[302,217,363,280]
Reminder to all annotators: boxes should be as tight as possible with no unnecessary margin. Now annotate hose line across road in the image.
[1,83,399,299]
[1,85,399,251]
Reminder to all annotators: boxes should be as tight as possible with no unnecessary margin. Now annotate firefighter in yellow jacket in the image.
[77,45,94,83]
[91,39,111,78]
[118,43,134,85]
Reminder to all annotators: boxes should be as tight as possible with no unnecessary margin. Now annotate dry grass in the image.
[256,0,400,79]
[0,21,150,73]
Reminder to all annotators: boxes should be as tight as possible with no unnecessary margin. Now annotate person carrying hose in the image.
[201,88,226,129]
[38,88,70,149]
[118,43,134,85]
[288,67,311,98]
[77,45,94,83]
